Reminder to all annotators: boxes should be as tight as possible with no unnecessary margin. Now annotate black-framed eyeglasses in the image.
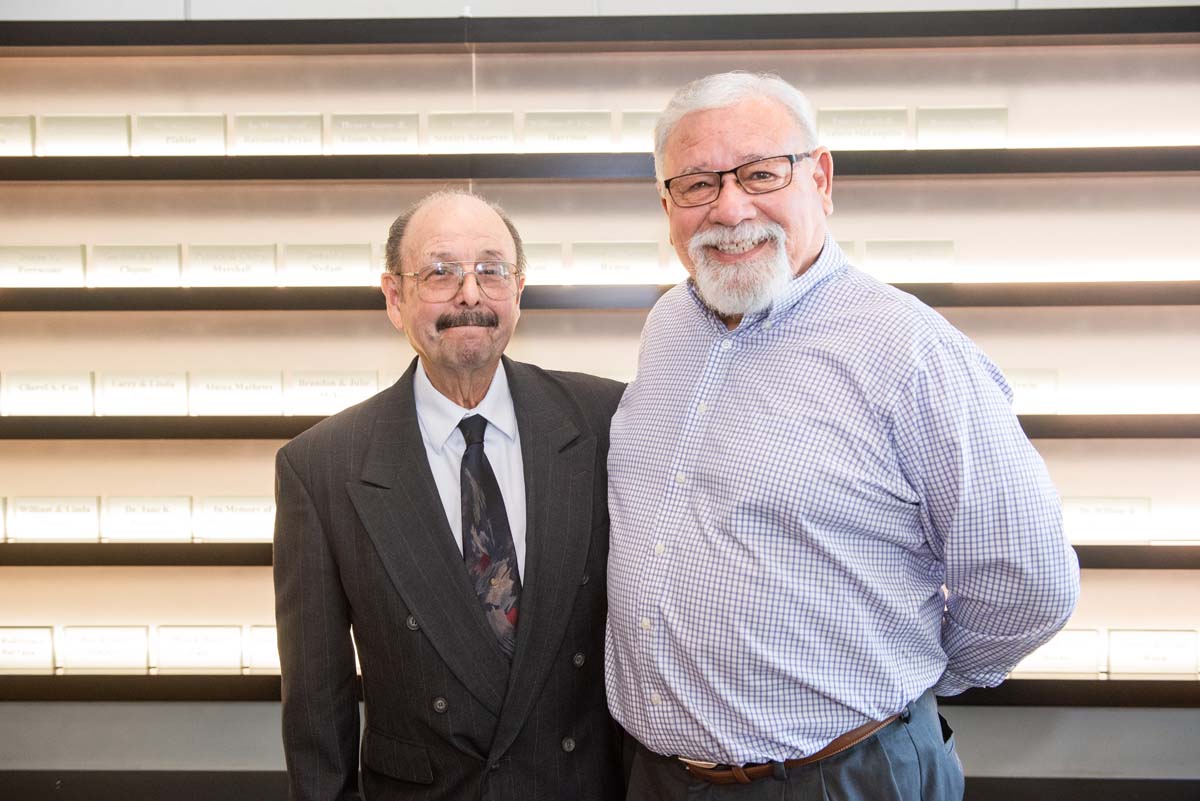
[663,153,813,208]
[395,260,522,302]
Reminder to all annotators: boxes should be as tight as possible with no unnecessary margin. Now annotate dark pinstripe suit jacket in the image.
[274,356,626,801]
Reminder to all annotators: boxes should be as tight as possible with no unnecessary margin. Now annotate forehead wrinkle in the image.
[673,152,775,177]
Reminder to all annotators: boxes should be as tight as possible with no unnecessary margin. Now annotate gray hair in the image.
[384,188,527,277]
[653,71,819,191]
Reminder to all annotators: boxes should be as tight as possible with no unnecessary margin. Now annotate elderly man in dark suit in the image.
[273,189,625,801]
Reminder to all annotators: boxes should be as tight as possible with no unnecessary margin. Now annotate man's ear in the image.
[811,148,835,216]
[380,272,406,332]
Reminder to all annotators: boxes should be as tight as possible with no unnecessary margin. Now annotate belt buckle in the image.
[678,757,720,770]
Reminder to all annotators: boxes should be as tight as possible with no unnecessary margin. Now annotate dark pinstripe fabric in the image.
[274,357,626,801]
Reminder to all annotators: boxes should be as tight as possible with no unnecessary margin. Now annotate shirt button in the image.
[675,472,686,484]
[432,697,448,714]
[763,320,774,330]
[488,762,500,772]
[561,737,576,753]
[573,652,586,668]
[640,617,652,631]
[405,615,419,631]
[650,692,663,706]
[720,340,732,351]
[696,401,708,415]
[489,577,498,587]
[654,543,665,556]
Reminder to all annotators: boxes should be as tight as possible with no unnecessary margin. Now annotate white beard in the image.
[687,220,792,317]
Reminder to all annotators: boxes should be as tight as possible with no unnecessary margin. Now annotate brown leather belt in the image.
[678,715,900,785]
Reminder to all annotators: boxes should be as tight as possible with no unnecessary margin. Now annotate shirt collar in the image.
[686,231,848,332]
[413,358,518,452]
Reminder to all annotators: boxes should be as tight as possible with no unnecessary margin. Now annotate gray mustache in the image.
[436,310,499,331]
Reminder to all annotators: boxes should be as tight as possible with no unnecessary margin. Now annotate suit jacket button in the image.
[580,574,590,585]
[572,652,585,668]
[561,737,576,753]
[432,697,448,714]
[406,615,419,631]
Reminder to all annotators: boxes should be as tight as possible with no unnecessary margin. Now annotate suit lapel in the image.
[488,357,597,761]
[346,359,510,716]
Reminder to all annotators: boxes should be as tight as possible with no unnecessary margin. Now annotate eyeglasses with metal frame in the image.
[394,260,523,302]
[663,152,813,208]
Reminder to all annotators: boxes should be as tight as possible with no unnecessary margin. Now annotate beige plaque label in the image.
[330,113,418,154]
[521,243,566,286]
[427,112,515,153]
[917,107,1008,149]
[0,628,55,673]
[245,626,281,672]
[6,496,100,542]
[90,245,181,287]
[281,244,373,287]
[0,245,85,287]
[39,115,130,156]
[156,626,243,672]
[193,496,276,542]
[232,113,322,155]
[524,111,613,152]
[95,372,188,416]
[571,242,661,285]
[1109,630,1199,676]
[186,244,277,287]
[0,116,34,156]
[619,111,658,152]
[1012,629,1103,676]
[1,371,94,416]
[134,114,227,156]
[818,108,909,150]
[62,626,149,673]
[1005,368,1060,415]
[864,240,955,283]
[1063,497,1152,544]
[188,372,283,416]
[285,371,377,415]
[102,496,192,542]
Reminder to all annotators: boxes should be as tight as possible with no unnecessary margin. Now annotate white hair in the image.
[653,71,819,191]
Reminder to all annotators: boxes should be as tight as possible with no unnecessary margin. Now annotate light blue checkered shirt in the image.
[605,236,1080,764]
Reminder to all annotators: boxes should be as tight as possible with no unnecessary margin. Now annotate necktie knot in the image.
[459,414,488,447]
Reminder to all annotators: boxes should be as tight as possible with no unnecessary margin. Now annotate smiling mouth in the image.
[436,310,499,331]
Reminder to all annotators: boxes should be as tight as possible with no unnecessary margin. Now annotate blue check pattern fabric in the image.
[605,235,1080,764]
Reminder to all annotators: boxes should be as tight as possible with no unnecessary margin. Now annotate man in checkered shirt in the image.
[605,71,1080,801]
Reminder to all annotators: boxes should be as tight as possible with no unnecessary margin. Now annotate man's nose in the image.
[456,272,482,305]
[708,173,757,227]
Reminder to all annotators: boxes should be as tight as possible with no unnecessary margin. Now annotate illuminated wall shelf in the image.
[3,282,1198,312]
[2,675,1196,707]
[1,543,1193,569]
[3,148,1199,183]
[3,415,1198,440]
[2,7,1197,52]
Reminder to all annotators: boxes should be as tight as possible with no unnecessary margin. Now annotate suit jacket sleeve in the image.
[274,444,363,801]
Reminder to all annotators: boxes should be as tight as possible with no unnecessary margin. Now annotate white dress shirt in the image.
[413,359,527,578]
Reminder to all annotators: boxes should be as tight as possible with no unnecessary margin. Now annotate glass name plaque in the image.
[284,371,378,415]
[193,496,275,542]
[1063,497,1152,545]
[619,111,658,152]
[231,113,322,156]
[95,372,188,416]
[156,626,243,673]
[1109,630,1199,677]
[102,496,192,542]
[0,245,85,287]
[1006,369,1060,415]
[571,242,661,285]
[818,108,910,150]
[39,115,130,156]
[916,107,1008,150]
[427,112,515,153]
[134,114,227,156]
[1011,629,1104,678]
[0,116,34,156]
[185,244,277,287]
[89,245,181,287]
[245,625,280,673]
[6,497,100,542]
[329,113,418,155]
[521,243,567,286]
[0,628,55,674]
[188,372,283,416]
[62,626,149,674]
[281,244,373,287]
[864,240,956,283]
[1,371,94,416]
[523,111,613,153]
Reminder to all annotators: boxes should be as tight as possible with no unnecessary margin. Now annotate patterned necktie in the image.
[458,414,521,659]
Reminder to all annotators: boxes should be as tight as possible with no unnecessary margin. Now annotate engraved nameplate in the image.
[0,116,34,156]
[524,111,613,152]
[571,242,661,285]
[134,114,227,156]
[0,628,55,673]
[917,107,1008,150]
[1063,497,1152,544]
[156,626,243,673]
[619,111,658,152]
[245,625,281,672]
[39,115,130,156]
[95,371,188,416]
[193,496,275,542]
[6,496,100,542]
[102,496,192,542]
[521,243,566,286]
[329,113,418,154]
[0,245,85,287]
[1012,629,1104,676]
[62,626,149,673]
[281,244,373,286]
[89,245,181,287]
[1,371,94,416]
[232,113,322,156]
[427,112,515,153]
[1005,368,1060,415]
[185,244,277,287]
[864,240,955,283]
[818,108,909,150]
[285,371,377,415]
[1109,630,1199,676]
[188,372,283,416]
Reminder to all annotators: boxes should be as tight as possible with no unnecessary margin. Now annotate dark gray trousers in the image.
[624,690,965,801]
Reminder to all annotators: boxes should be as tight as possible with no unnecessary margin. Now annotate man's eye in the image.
[428,264,455,277]
[476,262,505,277]
[681,177,714,192]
